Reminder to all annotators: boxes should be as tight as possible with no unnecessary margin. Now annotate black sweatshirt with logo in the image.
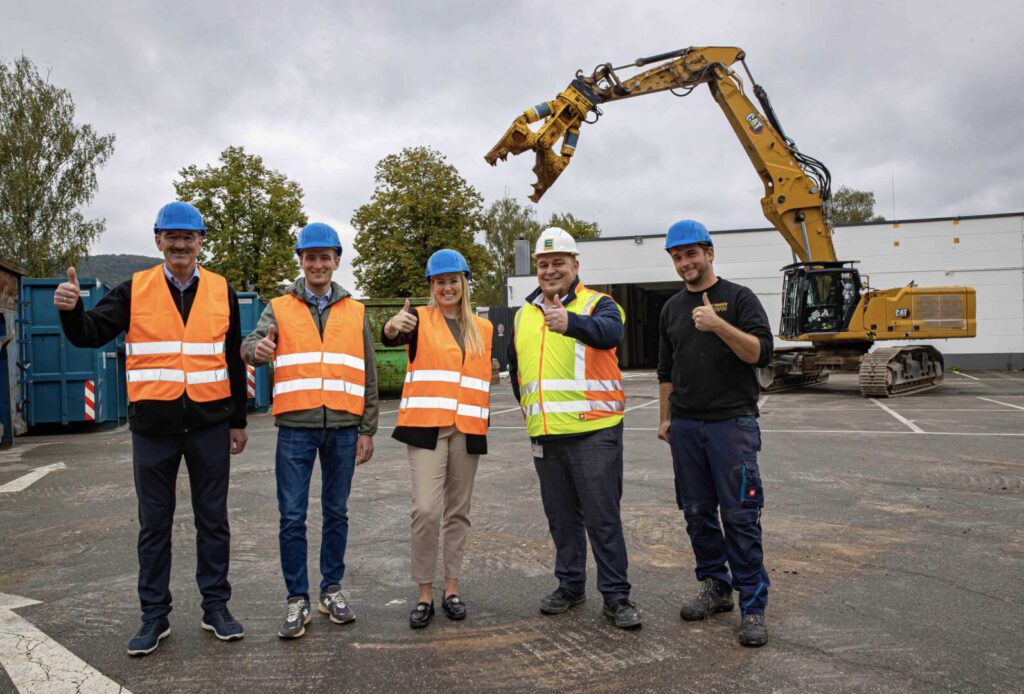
[657,278,773,420]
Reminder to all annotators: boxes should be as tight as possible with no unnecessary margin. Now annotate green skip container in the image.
[363,297,429,396]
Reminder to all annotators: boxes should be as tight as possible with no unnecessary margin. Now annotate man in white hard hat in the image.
[508,227,641,628]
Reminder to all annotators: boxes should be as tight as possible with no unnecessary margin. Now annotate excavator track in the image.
[859,346,944,398]
[760,372,830,393]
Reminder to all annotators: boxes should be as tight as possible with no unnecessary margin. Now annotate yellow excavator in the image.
[485,46,976,397]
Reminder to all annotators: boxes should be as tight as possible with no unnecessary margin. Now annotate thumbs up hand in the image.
[54,267,81,311]
[543,293,570,334]
[386,298,418,338]
[691,292,723,332]
[253,323,277,363]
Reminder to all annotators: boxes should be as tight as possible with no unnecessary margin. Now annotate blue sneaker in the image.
[127,617,171,656]
[201,606,244,641]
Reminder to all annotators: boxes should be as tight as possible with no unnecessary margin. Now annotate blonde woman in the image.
[382,249,493,628]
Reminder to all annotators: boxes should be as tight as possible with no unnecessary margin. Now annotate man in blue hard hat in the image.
[242,222,378,639]
[657,219,774,647]
[55,201,248,655]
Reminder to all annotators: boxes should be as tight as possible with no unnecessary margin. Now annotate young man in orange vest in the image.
[242,223,378,639]
[55,201,249,656]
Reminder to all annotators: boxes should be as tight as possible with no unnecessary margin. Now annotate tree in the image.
[474,198,604,306]
[174,146,306,297]
[0,56,115,275]
[545,212,601,242]
[351,146,488,298]
[475,196,541,306]
[831,186,885,225]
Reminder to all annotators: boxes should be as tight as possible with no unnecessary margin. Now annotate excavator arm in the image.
[484,46,837,263]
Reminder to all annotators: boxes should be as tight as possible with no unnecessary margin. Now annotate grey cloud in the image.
[1,0,1020,273]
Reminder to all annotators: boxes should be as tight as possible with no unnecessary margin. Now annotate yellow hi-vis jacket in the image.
[514,283,625,438]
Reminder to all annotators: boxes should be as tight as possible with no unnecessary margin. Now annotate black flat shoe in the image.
[409,601,434,629]
[442,594,467,620]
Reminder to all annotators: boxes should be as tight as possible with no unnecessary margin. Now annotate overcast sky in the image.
[3,0,1021,293]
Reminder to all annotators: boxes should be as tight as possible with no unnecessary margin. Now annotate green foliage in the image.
[351,146,488,298]
[831,186,885,226]
[174,146,306,297]
[474,198,603,305]
[545,212,601,241]
[0,56,115,275]
[475,196,541,306]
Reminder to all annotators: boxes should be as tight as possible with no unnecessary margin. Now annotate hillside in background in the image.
[78,254,162,287]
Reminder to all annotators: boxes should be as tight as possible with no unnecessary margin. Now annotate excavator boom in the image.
[485,47,977,397]
[485,46,837,262]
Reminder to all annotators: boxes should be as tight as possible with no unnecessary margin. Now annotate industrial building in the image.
[505,212,1024,370]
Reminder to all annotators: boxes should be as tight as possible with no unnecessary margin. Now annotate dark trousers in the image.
[132,422,232,620]
[275,425,358,601]
[668,415,770,614]
[533,422,630,604]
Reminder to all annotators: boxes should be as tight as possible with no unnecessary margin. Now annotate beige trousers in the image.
[408,427,480,584]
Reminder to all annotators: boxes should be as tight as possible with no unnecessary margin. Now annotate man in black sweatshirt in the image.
[656,219,773,648]
[55,201,248,656]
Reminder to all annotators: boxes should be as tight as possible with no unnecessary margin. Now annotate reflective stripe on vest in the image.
[514,283,625,437]
[125,265,231,403]
[396,307,493,435]
[270,293,367,417]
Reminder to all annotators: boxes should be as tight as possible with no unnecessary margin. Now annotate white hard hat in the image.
[533,226,580,257]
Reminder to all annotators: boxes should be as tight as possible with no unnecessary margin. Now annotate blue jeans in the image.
[276,425,358,601]
[533,423,631,604]
[668,415,770,615]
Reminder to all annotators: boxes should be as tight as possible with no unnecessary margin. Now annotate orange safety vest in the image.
[396,307,493,435]
[125,264,231,403]
[270,293,366,416]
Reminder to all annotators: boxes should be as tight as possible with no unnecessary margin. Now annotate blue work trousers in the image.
[533,422,631,604]
[276,425,358,601]
[132,422,232,620]
[668,415,770,614]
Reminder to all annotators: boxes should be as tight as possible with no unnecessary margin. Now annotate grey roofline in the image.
[572,210,1024,243]
[506,210,1024,278]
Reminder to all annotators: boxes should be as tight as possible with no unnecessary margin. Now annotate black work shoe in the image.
[603,598,643,629]
[319,585,356,625]
[739,613,768,647]
[442,594,467,620]
[409,601,434,629]
[127,617,170,656]
[539,587,586,615]
[679,577,734,621]
[201,606,245,641]
[278,598,311,639]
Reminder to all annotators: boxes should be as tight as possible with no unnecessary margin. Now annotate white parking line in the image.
[491,406,524,416]
[624,399,658,413]
[0,463,66,494]
[977,396,1024,411]
[758,395,769,409]
[950,370,981,380]
[0,592,132,693]
[869,399,925,433]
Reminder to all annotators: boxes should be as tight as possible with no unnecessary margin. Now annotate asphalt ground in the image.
[1,369,1022,693]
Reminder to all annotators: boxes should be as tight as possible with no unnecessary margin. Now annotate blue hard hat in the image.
[425,249,471,280]
[664,219,712,250]
[154,201,206,233]
[294,222,342,256]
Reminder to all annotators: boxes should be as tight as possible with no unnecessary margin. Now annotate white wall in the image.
[507,214,1024,357]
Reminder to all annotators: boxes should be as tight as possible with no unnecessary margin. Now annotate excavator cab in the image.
[780,261,861,339]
